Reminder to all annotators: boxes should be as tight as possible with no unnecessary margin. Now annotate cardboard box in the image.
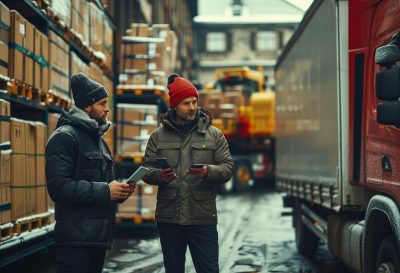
[24,21,34,86]
[0,2,10,44]
[26,154,35,187]
[36,184,47,214]
[11,188,25,220]
[9,11,25,81]
[25,122,36,155]
[118,183,157,214]
[11,118,26,154]
[0,99,10,144]
[34,28,41,90]
[41,33,49,92]
[0,150,11,185]
[34,122,47,155]
[0,184,11,224]
[11,154,25,187]
[0,41,8,77]
[130,23,149,37]
[26,186,35,215]
[48,31,69,98]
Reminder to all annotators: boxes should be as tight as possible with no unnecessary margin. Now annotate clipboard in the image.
[125,166,150,184]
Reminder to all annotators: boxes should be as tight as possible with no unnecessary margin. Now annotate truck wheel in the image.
[294,199,319,256]
[218,177,234,195]
[232,161,253,193]
[376,236,400,273]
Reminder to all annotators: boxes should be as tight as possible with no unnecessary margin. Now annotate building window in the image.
[206,32,226,52]
[257,31,276,51]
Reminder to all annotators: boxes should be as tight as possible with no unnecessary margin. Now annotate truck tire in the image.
[376,236,400,273]
[294,199,319,256]
[232,160,253,193]
[218,177,234,195]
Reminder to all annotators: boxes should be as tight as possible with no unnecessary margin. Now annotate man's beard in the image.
[89,109,107,125]
[177,111,196,121]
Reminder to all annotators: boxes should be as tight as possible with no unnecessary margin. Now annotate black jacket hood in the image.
[56,106,110,136]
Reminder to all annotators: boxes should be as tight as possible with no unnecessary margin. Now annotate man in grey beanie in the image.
[45,73,134,273]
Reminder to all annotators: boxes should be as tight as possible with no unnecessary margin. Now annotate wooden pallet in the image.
[0,222,14,241]
[115,212,155,225]
[14,213,52,235]
[47,91,72,109]
[116,85,169,104]
[7,79,35,100]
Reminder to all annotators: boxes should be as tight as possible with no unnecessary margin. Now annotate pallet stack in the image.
[119,23,178,87]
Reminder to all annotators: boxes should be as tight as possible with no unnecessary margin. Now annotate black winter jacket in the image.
[46,106,115,248]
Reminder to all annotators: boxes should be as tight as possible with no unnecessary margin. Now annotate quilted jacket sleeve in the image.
[46,130,110,206]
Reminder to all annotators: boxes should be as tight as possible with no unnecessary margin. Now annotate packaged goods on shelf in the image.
[71,0,89,45]
[128,23,149,37]
[0,149,11,224]
[0,99,10,144]
[0,2,9,78]
[9,11,25,83]
[34,122,47,214]
[49,30,70,101]
[50,0,71,27]
[10,118,26,220]
[117,183,157,218]
[103,18,113,69]
[89,2,103,52]
[116,104,158,156]
[33,29,49,93]
[71,51,89,77]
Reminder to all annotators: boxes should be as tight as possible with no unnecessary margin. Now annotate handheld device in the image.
[190,164,205,168]
[125,166,150,184]
[155,157,171,169]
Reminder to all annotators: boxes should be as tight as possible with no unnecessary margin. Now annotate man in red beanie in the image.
[142,74,234,273]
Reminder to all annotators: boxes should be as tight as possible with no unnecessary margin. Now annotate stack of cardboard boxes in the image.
[119,23,178,86]
[117,182,158,221]
[0,99,11,224]
[10,118,48,220]
[48,30,70,102]
[0,2,9,78]
[70,0,89,46]
[116,104,158,156]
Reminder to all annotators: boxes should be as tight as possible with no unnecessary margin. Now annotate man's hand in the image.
[109,180,134,201]
[160,168,177,183]
[187,165,208,179]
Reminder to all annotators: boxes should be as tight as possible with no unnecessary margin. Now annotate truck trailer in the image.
[275,0,400,272]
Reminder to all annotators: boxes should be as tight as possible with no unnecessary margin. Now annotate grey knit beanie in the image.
[71,73,108,109]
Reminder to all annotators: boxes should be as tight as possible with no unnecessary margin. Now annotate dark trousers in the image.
[56,246,106,273]
[157,223,219,273]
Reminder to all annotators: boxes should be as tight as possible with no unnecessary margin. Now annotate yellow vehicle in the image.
[202,67,275,193]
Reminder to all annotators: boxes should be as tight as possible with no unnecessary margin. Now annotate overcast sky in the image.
[285,0,314,11]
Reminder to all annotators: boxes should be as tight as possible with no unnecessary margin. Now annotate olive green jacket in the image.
[142,109,234,225]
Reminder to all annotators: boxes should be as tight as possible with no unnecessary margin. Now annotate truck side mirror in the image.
[377,102,400,126]
[375,44,400,66]
[376,68,400,100]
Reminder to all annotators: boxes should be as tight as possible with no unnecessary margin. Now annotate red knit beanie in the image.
[167,74,198,108]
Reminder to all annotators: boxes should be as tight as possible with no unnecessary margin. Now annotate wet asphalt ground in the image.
[2,189,351,273]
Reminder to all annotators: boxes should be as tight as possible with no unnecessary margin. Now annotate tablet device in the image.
[155,157,171,169]
[125,166,150,184]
